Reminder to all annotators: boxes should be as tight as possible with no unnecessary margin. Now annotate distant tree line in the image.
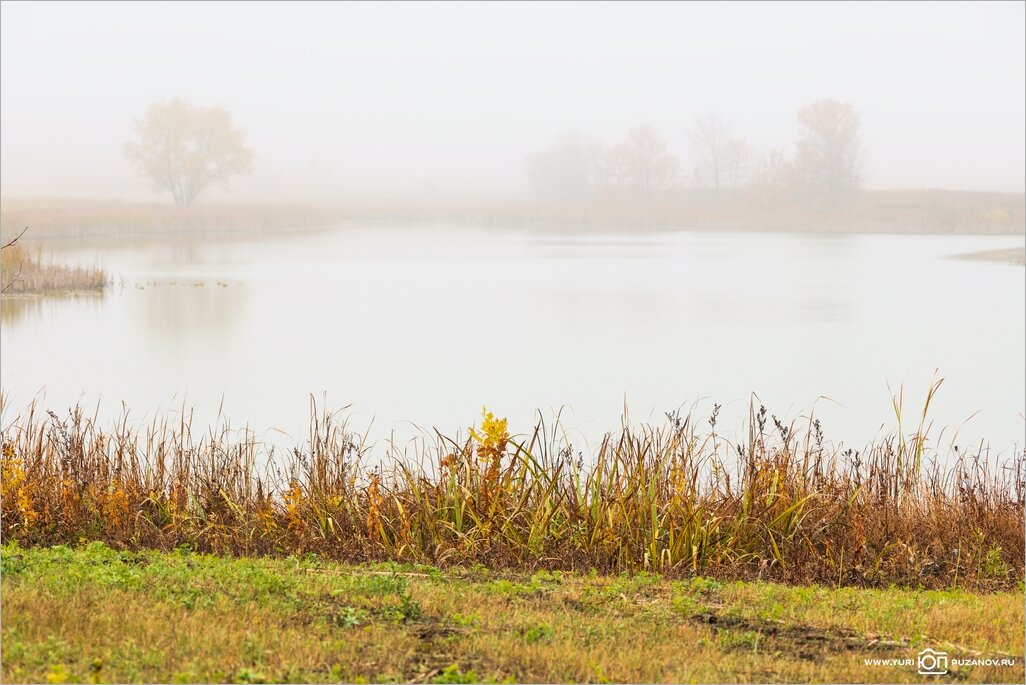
[124,96,861,210]
[525,99,863,207]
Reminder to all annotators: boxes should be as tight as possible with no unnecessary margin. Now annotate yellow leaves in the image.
[284,481,305,532]
[469,407,511,512]
[1,454,24,496]
[17,487,39,526]
[61,478,80,512]
[104,484,131,527]
[45,665,71,684]
[1,445,25,493]
[471,407,509,470]
[366,474,383,543]
[257,505,279,532]
[1,448,38,527]
[470,407,509,454]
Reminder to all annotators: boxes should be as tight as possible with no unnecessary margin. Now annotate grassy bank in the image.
[1,543,1022,683]
[1,190,1022,241]
[2,389,1022,589]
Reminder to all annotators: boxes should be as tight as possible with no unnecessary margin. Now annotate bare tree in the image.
[688,116,728,191]
[721,139,751,190]
[689,116,751,191]
[793,99,862,205]
[125,98,253,208]
[604,125,678,196]
[747,149,797,206]
[524,133,604,201]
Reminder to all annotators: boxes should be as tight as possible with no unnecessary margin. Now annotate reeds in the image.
[0,242,107,294]
[1,392,1022,589]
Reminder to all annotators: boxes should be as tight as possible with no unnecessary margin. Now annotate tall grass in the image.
[0,242,106,294]
[1,390,1022,589]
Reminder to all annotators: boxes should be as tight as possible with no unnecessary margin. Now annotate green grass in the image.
[2,542,1022,683]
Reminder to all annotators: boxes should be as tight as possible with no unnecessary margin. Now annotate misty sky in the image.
[2,1,1024,200]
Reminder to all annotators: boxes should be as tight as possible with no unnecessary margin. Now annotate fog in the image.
[2,0,1024,201]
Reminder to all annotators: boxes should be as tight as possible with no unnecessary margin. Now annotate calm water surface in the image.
[2,226,1023,453]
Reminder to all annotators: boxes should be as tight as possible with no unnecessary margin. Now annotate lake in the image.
[1,226,1023,454]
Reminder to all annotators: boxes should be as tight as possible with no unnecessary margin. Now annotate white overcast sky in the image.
[1,0,1024,200]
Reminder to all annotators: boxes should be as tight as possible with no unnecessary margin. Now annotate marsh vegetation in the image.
[0,240,107,295]
[2,393,1022,590]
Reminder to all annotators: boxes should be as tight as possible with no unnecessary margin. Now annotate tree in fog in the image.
[688,116,750,191]
[524,133,603,201]
[604,125,678,196]
[747,148,797,205]
[125,98,253,208]
[792,99,862,205]
[720,139,751,189]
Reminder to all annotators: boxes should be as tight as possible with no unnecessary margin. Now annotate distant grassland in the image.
[1,189,1023,241]
[0,197,344,241]
[1,543,1022,684]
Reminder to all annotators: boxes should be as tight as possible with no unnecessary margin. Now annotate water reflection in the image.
[132,281,249,342]
[1,227,1023,450]
[0,290,105,326]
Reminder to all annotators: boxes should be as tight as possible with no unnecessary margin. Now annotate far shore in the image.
[1,189,1023,242]
[955,245,1026,266]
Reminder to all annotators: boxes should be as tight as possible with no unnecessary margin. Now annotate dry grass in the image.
[2,383,1022,590]
[1,190,1022,242]
[0,242,107,294]
[0,197,345,241]
[1,543,1023,683]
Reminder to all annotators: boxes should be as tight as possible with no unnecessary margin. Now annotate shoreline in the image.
[3,190,1024,242]
[954,246,1026,266]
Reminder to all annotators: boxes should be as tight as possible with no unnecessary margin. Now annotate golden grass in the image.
[0,242,106,294]
[1,385,1022,589]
